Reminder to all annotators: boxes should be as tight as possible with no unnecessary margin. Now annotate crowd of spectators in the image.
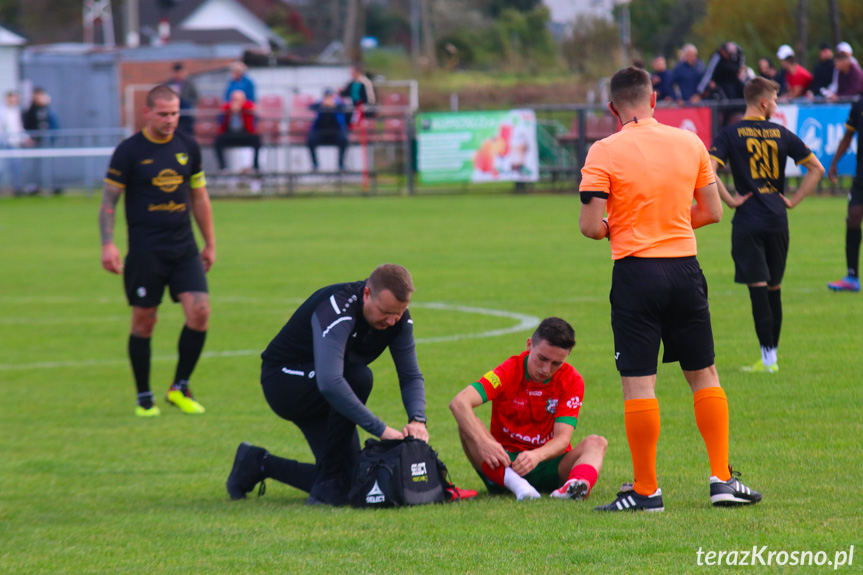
[649,40,863,105]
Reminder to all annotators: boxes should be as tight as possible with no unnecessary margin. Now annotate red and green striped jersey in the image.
[472,351,584,453]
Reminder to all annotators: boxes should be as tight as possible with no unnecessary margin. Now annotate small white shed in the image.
[0,25,26,97]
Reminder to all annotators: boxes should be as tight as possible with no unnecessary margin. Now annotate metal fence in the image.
[1,99,856,197]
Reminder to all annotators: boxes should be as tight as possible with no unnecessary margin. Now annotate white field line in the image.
[0,302,539,372]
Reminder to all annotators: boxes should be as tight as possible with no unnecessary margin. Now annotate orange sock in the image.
[624,398,660,496]
[693,387,731,481]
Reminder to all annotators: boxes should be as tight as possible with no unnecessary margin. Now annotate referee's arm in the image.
[579,193,609,240]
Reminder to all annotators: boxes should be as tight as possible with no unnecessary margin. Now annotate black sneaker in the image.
[594,483,665,512]
[226,442,268,500]
[710,468,761,507]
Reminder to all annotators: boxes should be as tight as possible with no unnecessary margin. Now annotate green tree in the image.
[627,0,707,59]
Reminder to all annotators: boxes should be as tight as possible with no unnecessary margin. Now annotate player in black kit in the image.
[710,77,824,373]
[226,264,432,506]
[99,85,216,417]
[826,97,863,293]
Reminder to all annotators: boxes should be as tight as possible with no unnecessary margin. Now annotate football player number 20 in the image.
[746,138,779,180]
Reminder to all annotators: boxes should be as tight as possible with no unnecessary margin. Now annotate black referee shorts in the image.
[610,256,715,377]
[731,226,789,286]
[123,247,207,308]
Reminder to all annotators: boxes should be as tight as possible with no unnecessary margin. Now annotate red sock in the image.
[567,463,598,493]
[481,462,506,487]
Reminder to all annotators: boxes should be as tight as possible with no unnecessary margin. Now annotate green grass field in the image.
[1,193,860,574]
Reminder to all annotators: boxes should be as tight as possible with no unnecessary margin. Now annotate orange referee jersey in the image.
[579,118,715,260]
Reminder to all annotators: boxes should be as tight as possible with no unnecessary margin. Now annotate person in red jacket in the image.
[214,90,261,172]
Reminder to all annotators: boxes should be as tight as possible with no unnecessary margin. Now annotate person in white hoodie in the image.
[0,91,32,195]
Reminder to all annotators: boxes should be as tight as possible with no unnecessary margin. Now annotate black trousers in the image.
[260,360,373,483]
[214,132,261,170]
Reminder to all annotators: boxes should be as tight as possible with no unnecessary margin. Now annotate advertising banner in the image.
[771,104,857,176]
[417,110,540,183]
[654,107,713,148]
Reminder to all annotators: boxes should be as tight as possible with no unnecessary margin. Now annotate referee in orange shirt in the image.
[579,66,761,511]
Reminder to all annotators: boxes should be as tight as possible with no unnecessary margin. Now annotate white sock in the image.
[504,468,540,500]
[760,346,777,366]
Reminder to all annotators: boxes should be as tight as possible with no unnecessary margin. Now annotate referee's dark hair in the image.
[368,264,414,302]
[610,66,653,110]
[146,84,180,108]
[531,317,576,350]
[743,76,780,106]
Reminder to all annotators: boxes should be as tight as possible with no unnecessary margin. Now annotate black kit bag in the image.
[348,436,456,508]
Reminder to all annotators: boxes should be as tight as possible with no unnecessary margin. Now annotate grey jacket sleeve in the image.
[311,312,386,437]
[388,318,426,421]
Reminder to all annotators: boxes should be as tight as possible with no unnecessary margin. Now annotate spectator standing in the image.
[214,90,261,173]
[698,42,746,100]
[757,58,785,96]
[670,44,705,103]
[650,56,675,102]
[776,45,812,99]
[22,87,61,195]
[825,43,860,99]
[340,64,376,107]
[224,62,255,103]
[829,51,863,100]
[0,91,31,196]
[810,43,835,96]
[167,62,199,135]
[307,89,349,172]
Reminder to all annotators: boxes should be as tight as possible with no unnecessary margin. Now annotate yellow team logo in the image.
[484,371,502,389]
[175,153,189,166]
[152,169,184,193]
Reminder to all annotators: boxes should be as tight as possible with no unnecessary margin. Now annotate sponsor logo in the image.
[152,169,183,192]
[136,287,147,298]
[484,371,502,388]
[566,396,582,410]
[615,352,620,360]
[528,390,543,397]
[502,425,553,446]
[366,480,386,504]
[175,153,189,166]
[410,462,428,482]
[141,159,153,165]
[546,398,558,414]
[308,370,315,378]
[148,201,186,213]
[281,367,304,377]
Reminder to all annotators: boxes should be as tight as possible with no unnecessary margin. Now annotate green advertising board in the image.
[416,110,539,184]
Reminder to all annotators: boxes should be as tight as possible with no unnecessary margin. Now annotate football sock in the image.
[567,463,599,494]
[481,462,506,487]
[503,468,540,500]
[846,228,861,278]
[263,454,318,493]
[760,346,777,367]
[767,288,782,348]
[748,285,774,351]
[128,335,152,395]
[136,391,155,409]
[624,398,660,496]
[174,325,207,384]
[693,387,731,481]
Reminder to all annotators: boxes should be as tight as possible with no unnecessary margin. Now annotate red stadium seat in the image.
[258,94,285,120]
[194,119,220,146]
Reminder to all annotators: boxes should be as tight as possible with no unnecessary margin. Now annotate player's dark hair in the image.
[146,84,180,108]
[531,317,576,350]
[610,66,652,110]
[368,264,414,302]
[744,77,779,106]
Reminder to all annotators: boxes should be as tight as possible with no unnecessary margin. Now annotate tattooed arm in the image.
[99,182,124,274]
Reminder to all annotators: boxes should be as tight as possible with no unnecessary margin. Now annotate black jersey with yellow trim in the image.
[105,128,205,252]
[843,98,863,187]
[710,116,813,232]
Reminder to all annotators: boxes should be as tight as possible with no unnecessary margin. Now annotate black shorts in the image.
[610,256,715,377]
[123,247,207,307]
[848,182,863,207]
[731,226,789,286]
